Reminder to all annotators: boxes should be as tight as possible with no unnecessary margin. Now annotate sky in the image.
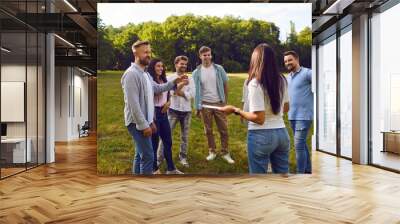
[98,3,311,41]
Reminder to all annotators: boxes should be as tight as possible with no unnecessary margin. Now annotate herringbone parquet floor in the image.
[1,135,400,223]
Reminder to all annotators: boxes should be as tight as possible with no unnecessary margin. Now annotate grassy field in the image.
[97,70,312,174]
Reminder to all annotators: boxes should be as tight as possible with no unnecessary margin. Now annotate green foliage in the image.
[297,26,312,46]
[283,22,312,68]
[224,59,243,72]
[98,19,116,70]
[98,14,311,72]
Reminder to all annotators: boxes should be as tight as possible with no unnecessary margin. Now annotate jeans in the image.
[152,107,175,171]
[247,128,290,174]
[127,123,154,175]
[158,109,191,163]
[290,120,312,174]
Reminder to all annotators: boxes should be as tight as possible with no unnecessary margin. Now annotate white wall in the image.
[54,66,89,141]
[74,69,89,139]
[54,66,69,141]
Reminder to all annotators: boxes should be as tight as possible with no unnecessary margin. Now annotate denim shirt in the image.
[192,63,228,110]
[287,67,314,120]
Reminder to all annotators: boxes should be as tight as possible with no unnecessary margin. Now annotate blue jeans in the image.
[247,128,290,174]
[127,123,154,175]
[152,107,175,171]
[290,120,312,174]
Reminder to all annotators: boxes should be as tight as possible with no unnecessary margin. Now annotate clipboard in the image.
[202,104,222,110]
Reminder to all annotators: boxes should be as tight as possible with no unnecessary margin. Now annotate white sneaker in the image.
[206,152,217,161]
[180,158,189,167]
[222,153,235,164]
[153,169,162,174]
[166,169,184,175]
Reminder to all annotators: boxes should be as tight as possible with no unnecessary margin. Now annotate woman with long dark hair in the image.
[148,58,183,174]
[219,43,290,174]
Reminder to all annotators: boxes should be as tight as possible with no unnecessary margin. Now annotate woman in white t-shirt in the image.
[219,43,290,174]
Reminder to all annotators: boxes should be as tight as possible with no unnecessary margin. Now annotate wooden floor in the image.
[372,151,400,171]
[1,135,400,223]
[1,167,26,178]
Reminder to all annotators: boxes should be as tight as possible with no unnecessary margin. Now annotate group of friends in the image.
[121,40,313,175]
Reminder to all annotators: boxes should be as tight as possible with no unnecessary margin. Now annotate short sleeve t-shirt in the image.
[200,65,220,103]
[242,79,249,112]
[247,78,289,130]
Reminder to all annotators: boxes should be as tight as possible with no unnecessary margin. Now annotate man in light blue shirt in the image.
[284,50,313,174]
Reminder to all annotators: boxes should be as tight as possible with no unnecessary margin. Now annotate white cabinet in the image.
[1,138,32,163]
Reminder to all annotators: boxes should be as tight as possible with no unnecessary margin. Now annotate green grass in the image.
[97,70,312,174]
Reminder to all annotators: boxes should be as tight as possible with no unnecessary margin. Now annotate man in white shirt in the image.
[192,46,234,164]
[157,56,195,167]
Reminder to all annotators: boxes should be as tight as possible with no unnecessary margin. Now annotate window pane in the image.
[27,31,38,169]
[340,28,352,158]
[371,3,400,171]
[38,32,45,165]
[318,36,337,154]
[1,30,27,177]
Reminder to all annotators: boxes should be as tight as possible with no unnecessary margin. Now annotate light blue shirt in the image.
[287,67,314,120]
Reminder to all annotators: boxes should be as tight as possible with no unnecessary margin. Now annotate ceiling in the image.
[0,0,97,74]
[0,0,394,74]
[310,0,389,39]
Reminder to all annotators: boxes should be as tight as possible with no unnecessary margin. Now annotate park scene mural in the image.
[97,3,312,175]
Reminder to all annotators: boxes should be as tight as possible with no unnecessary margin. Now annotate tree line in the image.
[98,14,311,73]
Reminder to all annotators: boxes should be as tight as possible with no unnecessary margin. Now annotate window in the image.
[370,2,400,171]
[317,35,337,154]
[0,1,46,179]
[339,27,352,158]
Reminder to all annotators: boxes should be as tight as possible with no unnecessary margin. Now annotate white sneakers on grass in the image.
[180,158,189,167]
[153,169,184,175]
[166,169,184,175]
[206,152,217,161]
[206,152,235,164]
[222,153,235,164]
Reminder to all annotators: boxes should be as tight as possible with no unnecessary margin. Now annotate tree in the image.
[98,18,116,70]
[282,22,311,70]
[98,14,310,73]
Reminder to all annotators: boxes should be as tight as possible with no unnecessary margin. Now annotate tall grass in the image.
[97,70,312,174]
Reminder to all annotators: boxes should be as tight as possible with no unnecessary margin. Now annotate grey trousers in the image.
[157,109,191,164]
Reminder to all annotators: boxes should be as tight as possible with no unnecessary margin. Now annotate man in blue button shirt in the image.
[284,51,313,174]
